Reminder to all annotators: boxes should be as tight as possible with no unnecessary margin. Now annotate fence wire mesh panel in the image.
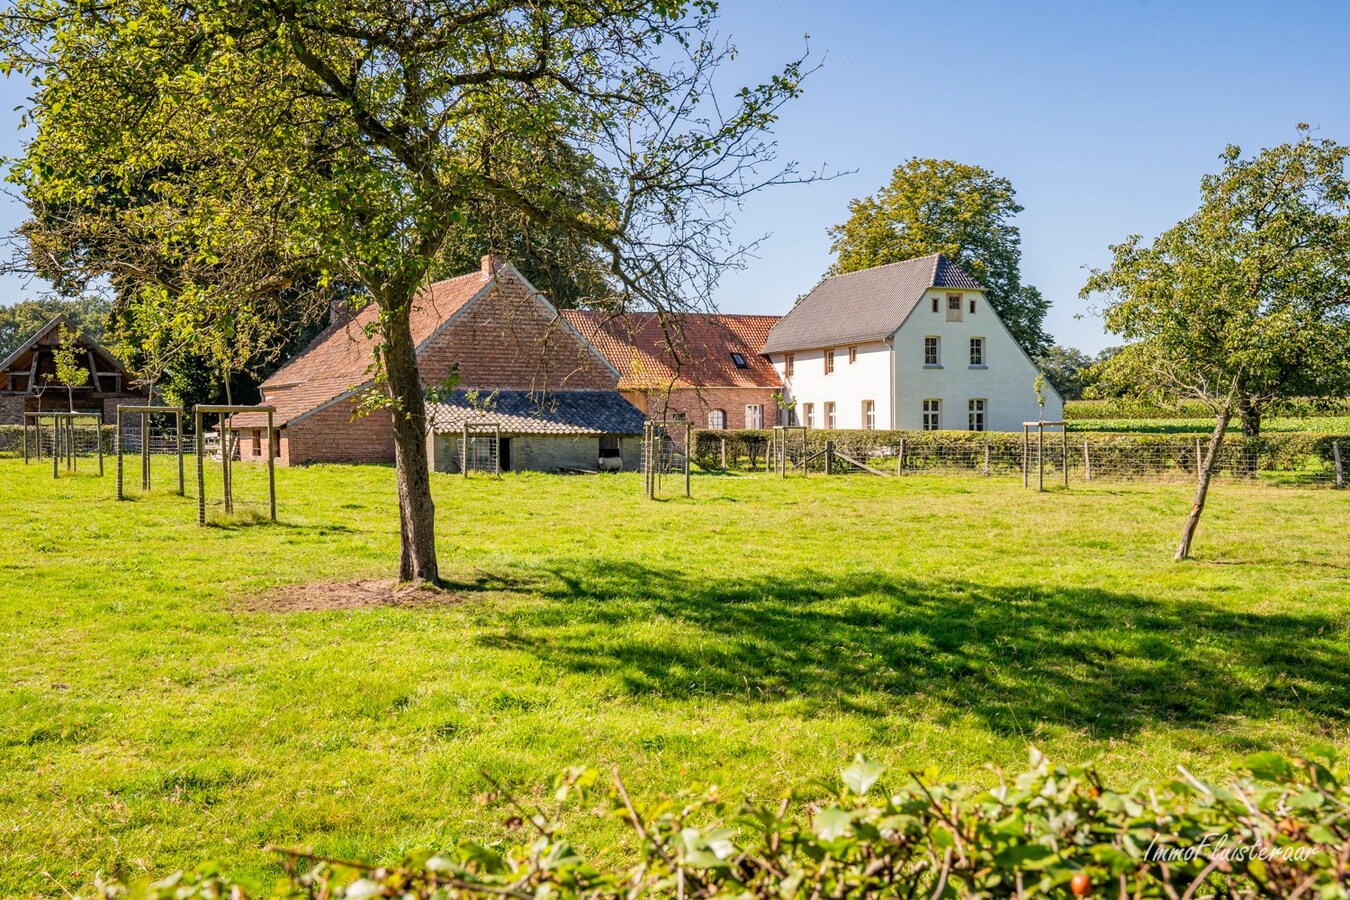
[193,406,277,525]
[116,406,185,499]
[689,430,1347,489]
[23,412,104,477]
[460,423,502,477]
[642,420,691,499]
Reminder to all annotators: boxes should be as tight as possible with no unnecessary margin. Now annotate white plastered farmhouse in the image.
[761,254,1062,432]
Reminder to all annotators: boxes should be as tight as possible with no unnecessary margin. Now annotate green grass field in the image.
[3,458,1349,894]
[1068,415,1350,434]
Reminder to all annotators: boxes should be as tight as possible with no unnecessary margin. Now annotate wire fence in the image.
[694,429,1348,488]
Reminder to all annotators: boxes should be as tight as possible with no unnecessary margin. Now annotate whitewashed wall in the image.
[891,290,1062,431]
[769,340,892,430]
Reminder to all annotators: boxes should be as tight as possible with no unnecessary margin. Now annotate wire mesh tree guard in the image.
[771,425,811,477]
[194,405,276,525]
[23,411,103,478]
[642,419,691,499]
[460,422,502,477]
[115,405,185,499]
[1022,420,1069,491]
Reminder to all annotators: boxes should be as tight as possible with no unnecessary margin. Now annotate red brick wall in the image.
[627,387,782,429]
[417,273,618,392]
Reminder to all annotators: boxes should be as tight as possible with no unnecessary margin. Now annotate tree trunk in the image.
[382,307,439,584]
[1175,404,1233,561]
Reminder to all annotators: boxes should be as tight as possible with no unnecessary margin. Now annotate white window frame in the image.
[863,400,875,431]
[824,349,835,375]
[784,353,794,377]
[848,346,858,364]
[968,399,986,432]
[824,401,836,429]
[745,404,764,429]
[922,399,941,431]
[969,337,985,367]
[708,408,727,430]
[802,402,815,428]
[924,336,940,367]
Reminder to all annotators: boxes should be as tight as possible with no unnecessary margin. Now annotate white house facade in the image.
[761,254,1062,433]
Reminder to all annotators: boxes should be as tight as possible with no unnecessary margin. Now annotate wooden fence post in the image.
[1037,425,1045,492]
[1195,438,1203,485]
[824,440,834,475]
[195,409,206,526]
[115,408,125,501]
[1334,440,1344,489]
[1022,425,1029,488]
[897,438,905,476]
[720,437,727,471]
[983,442,990,477]
[1083,439,1091,482]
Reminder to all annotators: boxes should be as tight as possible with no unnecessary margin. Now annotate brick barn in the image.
[231,257,637,468]
[560,311,783,430]
[0,315,149,424]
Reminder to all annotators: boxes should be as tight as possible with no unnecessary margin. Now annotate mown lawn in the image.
[2,458,1348,895]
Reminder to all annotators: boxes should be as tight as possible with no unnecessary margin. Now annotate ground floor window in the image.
[968,399,986,432]
[863,400,875,430]
[252,429,261,455]
[802,402,814,428]
[707,408,727,429]
[922,399,941,431]
[599,436,621,458]
[745,404,764,429]
[824,401,836,429]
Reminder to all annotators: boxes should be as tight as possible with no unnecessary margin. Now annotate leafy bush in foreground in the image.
[82,751,1349,898]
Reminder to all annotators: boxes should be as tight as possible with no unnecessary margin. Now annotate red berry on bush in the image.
[1071,873,1092,896]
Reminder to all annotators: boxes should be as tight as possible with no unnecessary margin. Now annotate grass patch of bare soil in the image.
[245,579,462,612]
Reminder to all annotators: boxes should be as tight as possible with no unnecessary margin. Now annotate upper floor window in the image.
[947,294,963,322]
[784,353,794,376]
[969,297,977,314]
[863,400,876,431]
[931,296,940,313]
[708,408,727,429]
[824,402,836,429]
[730,352,748,369]
[969,337,985,367]
[848,346,858,364]
[924,336,940,366]
[824,349,835,374]
[968,399,986,432]
[745,404,764,429]
[802,402,815,428]
[922,399,941,431]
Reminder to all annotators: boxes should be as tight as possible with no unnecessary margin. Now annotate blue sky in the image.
[2,0,1347,352]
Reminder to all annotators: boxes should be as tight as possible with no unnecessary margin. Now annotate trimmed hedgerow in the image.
[1065,397,1349,421]
[84,751,1350,898]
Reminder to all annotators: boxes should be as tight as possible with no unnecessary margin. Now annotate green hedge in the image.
[85,751,1350,898]
[693,428,1347,479]
[1066,397,1349,421]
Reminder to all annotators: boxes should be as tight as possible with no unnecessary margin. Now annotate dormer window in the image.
[730,352,747,369]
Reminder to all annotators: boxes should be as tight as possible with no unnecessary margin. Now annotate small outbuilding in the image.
[0,315,149,424]
[426,389,645,474]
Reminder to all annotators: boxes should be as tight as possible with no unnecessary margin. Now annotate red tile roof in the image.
[560,310,782,390]
[237,269,490,426]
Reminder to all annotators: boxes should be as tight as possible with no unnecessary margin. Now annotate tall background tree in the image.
[3,1,814,583]
[828,158,1051,353]
[1082,128,1350,560]
[0,295,108,358]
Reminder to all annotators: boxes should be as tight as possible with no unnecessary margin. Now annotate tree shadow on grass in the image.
[468,561,1350,742]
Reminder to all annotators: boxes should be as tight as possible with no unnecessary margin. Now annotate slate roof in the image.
[426,390,646,436]
[232,269,491,427]
[760,254,985,354]
[560,311,781,390]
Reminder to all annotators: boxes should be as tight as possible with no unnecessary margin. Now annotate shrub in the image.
[1066,397,1349,421]
[86,751,1350,898]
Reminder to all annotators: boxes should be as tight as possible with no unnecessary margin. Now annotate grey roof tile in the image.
[426,390,646,436]
[761,254,984,354]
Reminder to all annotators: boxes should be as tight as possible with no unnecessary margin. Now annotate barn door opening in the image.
[498,438,512,472]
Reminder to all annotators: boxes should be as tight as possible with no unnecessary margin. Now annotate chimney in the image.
[482,254,506,276]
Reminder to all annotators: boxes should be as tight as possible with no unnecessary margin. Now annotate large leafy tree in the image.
[3,1,809,583]
[827,158,1051,353]
[1082,128,1350,560]
[0,295,108,358]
